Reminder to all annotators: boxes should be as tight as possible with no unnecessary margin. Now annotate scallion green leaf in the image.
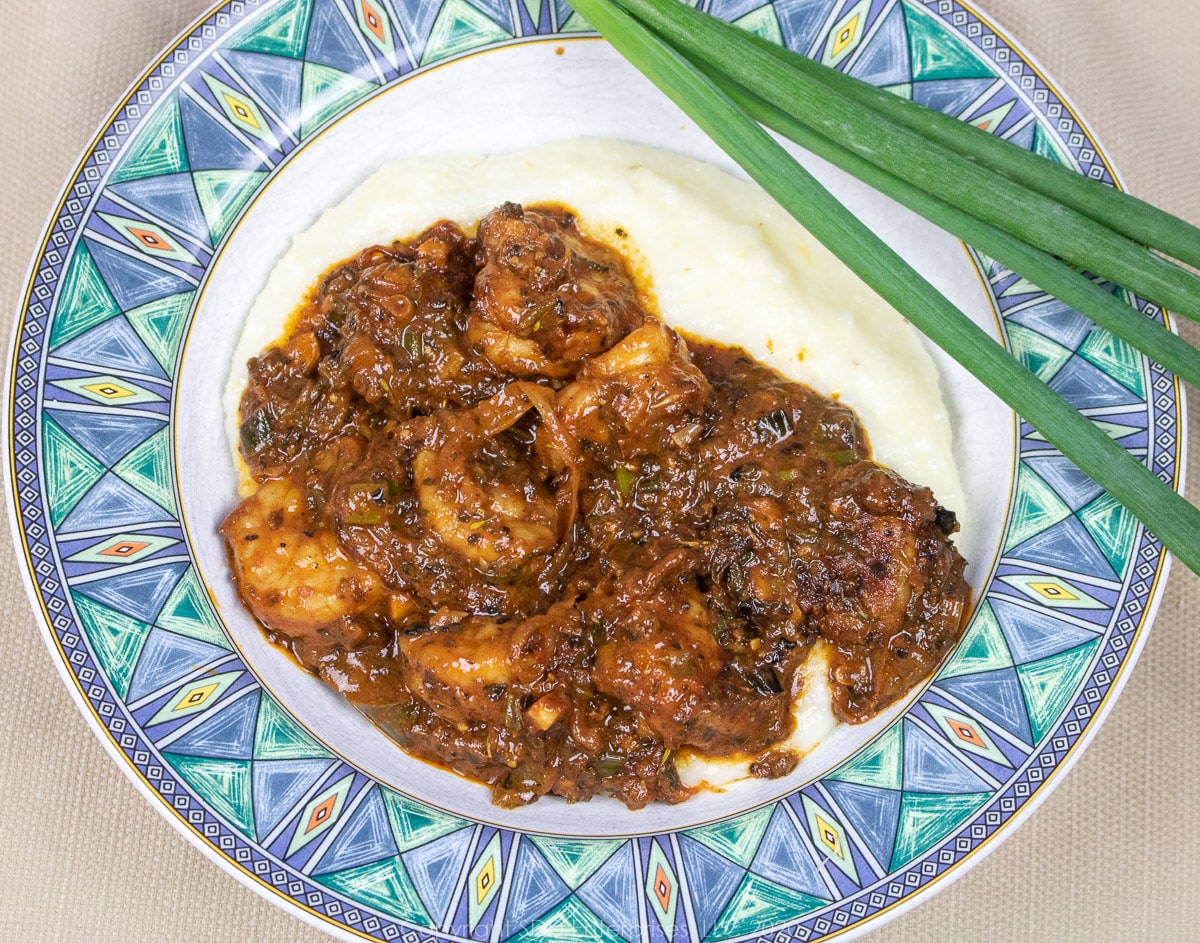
[713,79,1200,390]
[610,0,1200,324]
[735,24,1200,273]
[569,0,1200,576]
[615,463,637,498]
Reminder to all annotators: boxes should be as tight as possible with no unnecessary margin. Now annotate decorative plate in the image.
[4,0,1180,940]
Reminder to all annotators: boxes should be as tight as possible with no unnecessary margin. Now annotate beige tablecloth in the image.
[1,2,1195,940]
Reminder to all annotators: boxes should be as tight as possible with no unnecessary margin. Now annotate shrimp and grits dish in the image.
[220,142,971,808]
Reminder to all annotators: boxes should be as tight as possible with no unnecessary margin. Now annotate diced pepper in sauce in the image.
[220,203,971,808]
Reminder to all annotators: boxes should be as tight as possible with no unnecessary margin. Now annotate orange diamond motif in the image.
[100,540,149,558]
[926,703,1012,768]
[949,718,987,749]
[284,774,353,858]
[306,794,338,833]
[129,227,172,251]
[644,840,678,932]
[361,0,385,41]
[99,212,200,265]
[653,864,672,911]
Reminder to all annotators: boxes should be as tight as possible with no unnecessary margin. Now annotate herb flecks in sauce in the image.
[221,203,970,808]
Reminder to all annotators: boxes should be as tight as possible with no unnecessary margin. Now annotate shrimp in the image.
[220,476,386,638]
[395,616,514,727]
[555,320,710,459]
[468,203,644,377]
[586,549,794,754]
[414,382,578,570]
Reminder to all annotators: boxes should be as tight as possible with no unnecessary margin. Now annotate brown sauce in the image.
[221,203,971,808]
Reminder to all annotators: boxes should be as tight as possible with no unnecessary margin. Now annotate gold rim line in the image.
[1,1,395,938]
[175,25,1017,837]
[162,1,1186,930]
[160,0,1186,871]
[2,0,1181,939]
[173,35,645,839]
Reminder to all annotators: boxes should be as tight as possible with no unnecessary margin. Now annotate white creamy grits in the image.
[223,138,966,791]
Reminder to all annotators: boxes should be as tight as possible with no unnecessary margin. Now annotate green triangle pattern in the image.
[1031,120,1072,167]
[559,12,593,33]
[687,803,774,868]
[710,873,825,940]
[421,0,513,65]
[1004,463,1072,551]
[1016,639,1100,742]
[1022,419,1140,446]
[73,593,152,699]
[49,245,121,348]
[528,836,625,889]
[28,2,1141,935]
[112,427,176,514]
[883,82,913,99]
[968,99,1015,134]
[828,720,903,790]
[521,0,540,26]
[155,567,230,649]
[253,695,331,760]
[998,273,1043,299]
[315,855,433,926]
[164,754,255,837]
[734,5,784,45]
[507,894,625,943]
[381,789,467,851]
[938,601,1014,678]
[300,62,377,139]
[43,415,106,527]
[890,792,989,869]
[1077,328,1145,397]
[1006,323,1072,383]
[973,249,997,273]
[125,292,194,376]
[901,2,994,81]
[1078,493,1138,575]
[111,97,189,183]
[230,0,312,58]
[193,170,268,245]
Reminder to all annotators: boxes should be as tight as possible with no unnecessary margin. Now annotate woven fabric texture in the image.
[0,1,1194,940]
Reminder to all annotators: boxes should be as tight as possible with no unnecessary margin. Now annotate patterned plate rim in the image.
[2,1,1183,941]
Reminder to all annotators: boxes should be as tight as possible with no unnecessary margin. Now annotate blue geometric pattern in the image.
[5,1,1179,942]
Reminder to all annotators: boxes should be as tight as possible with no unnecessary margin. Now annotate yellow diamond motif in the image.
[1000,573,1106,610]
[222,91,261,130]
[466,832,504,933]
[145,671,241,727]
[832,15,860,56]
[53,373,163,405]
[475,855,496,903]
[202,73,277,149]
[823,0,870,67]
[1028,581,1079,601]
[802,794,859,882]
[815,813,844,857]
[81,381,135,399]
[176,681,219,711]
